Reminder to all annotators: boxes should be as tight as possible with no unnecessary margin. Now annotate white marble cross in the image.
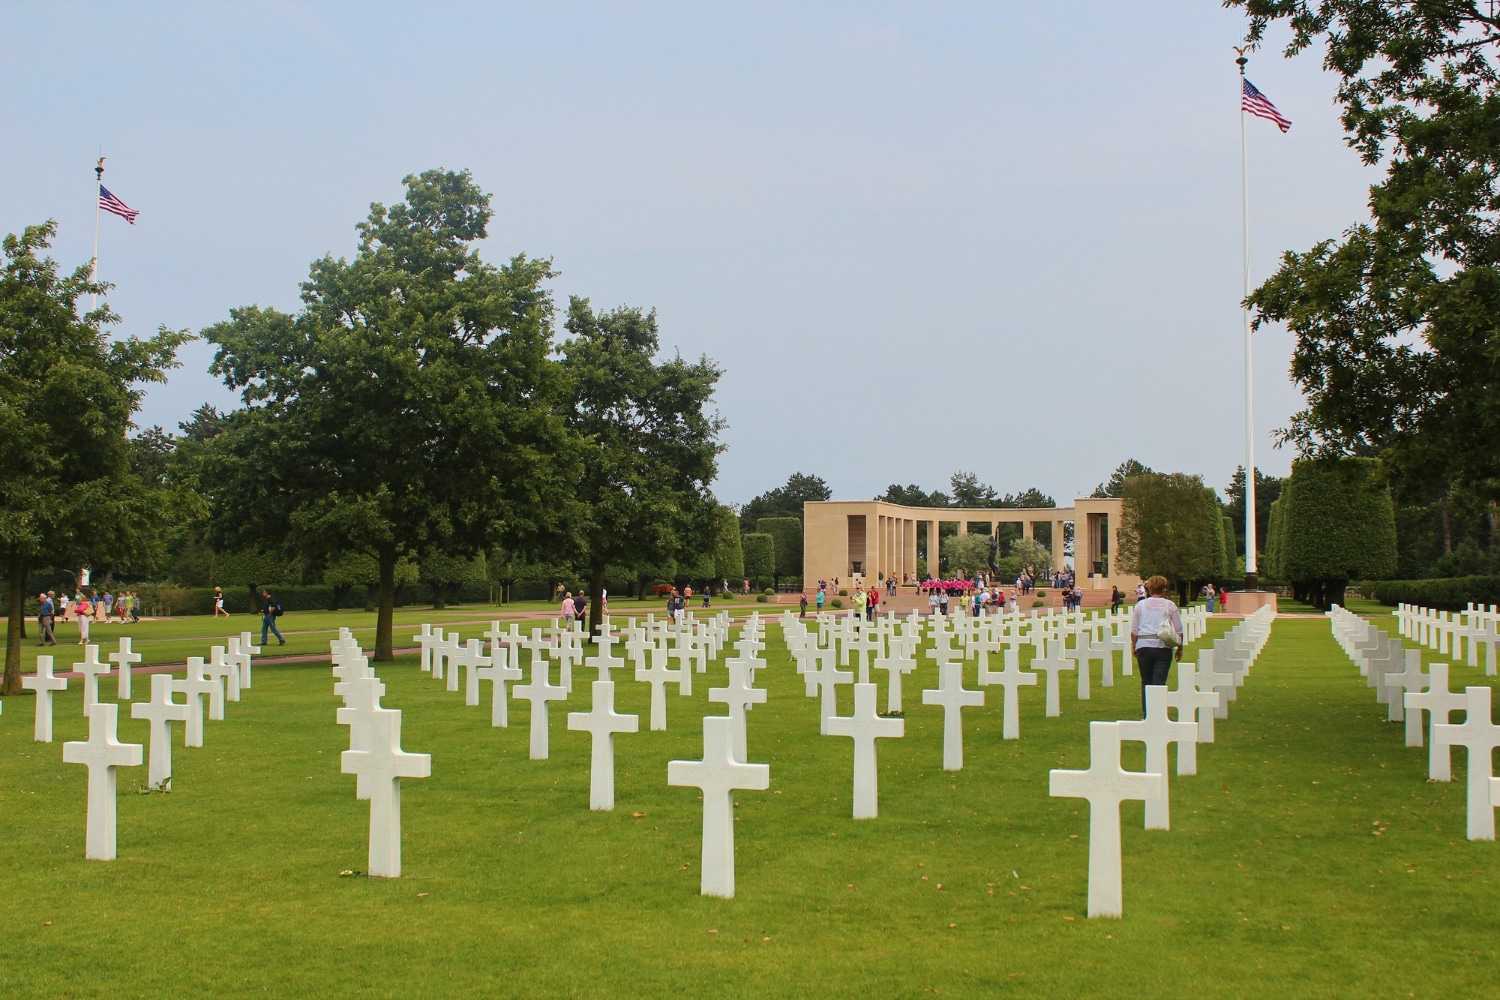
[108,637,141,701]
[1405,662,1467,778]
[239,632,262,659]
[667,639,695,697]
[667,715,770,898]
[846,628,883,683]
[426,627,447,679]
[337,675,388,799]
[1029,640,1076,718]
[709,661,766,763]
[874,642,918,715]
[226,635,253,690]
[810,648,853,736]
[442,633,466,693]
[553,628,583,694]
[341,707,431,878]
[826,681,904,818]
[76,645,111,715]
[170,657,217,747]
[585,625,627,681]
[513,651,568,759]
[475,643,522,727]
[62,702,143,860]
[206,645,242,703]
[413,623,435,672]
[635,642,680,731]
[1049,720,1165,918]
[922,661,985,771]
[1433,686,1500,840]
[22,655,68,742]
[460,638,490,706]
[131,674,190,789]
[567,680,639,810]
[1382,650,1428,725]
[1164,661,1220,755]
[978,647,1037,740]
[1117,686,1199,829]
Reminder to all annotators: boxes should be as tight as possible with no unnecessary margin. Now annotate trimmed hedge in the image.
[1362,576,1500,612]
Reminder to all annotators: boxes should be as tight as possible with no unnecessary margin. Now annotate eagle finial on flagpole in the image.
[1234,45,1250,74]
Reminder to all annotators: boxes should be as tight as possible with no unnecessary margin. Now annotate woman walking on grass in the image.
[1129,575,1183,716]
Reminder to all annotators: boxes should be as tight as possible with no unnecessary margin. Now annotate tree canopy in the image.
[1091,459,1153,499]
[1117,472,1227,602]
[0,221,189,691]
[740,472,831,532]
[201,169,572,660]
[1264,457,1397,608]
[1233,1,1500,506]
[557,296,724,633]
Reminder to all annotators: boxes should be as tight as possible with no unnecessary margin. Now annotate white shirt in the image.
[1130,596,1183,649]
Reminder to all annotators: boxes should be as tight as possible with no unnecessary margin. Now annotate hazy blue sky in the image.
[1,2,1375,506]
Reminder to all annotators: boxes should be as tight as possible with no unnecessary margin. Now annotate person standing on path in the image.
[75,594,91,644]
[815,588,825,614]
[37,592,57,645]
[1129,575,1182,716]
[260,589,286,646]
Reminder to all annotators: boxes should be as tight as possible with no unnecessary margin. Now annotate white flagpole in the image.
[91,157,104,312]
[1237,51,1259,592]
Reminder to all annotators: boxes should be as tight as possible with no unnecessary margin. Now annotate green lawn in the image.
[1,611,1496,997]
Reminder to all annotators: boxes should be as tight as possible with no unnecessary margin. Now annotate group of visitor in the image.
[33,587,144,645]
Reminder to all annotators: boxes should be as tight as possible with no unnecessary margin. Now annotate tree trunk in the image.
[375,547,396,662]
[1441,498,1453,554]
[588,554,607,639]
[4,559,28,695]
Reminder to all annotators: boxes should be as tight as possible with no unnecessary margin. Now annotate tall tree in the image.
[1091,459,1153,499]
[949,471,1000,508]
[202,169,572,660]
[740,472,831,531]
[874,483,950,507]
[1264,457,1397,608]
[1233,1,1500,502]
[0,222,189,692]
[1223,465,1284,557]
[559,297,725,635]
[1117,473,1223,603]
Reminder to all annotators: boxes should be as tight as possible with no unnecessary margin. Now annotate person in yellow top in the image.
[852,586,868,617]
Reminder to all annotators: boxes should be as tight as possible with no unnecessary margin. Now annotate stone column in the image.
[929,520,939,580]
[1051,521,1066,572]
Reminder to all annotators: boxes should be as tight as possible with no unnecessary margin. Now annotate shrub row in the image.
[1360,576,1500,612]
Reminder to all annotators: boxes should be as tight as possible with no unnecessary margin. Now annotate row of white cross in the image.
[1393,602,1500,674]
[27,634,260,860]
[1331,605,1500,841]
[1047,607,1275,918]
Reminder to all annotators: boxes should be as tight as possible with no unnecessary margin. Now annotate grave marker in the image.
[514,652,568,760]
[1116,686,1198,829]
[131,674,190,789]
[1432,686,1500,840]
[341,708,431,878]
[921,662,984,771]
[977,647,1037,740]
[21,656,67,742]
[667,716,770,898]
[567,681,639,810]
[61,703,143,860]
[826,681,904,818]
[1049,721,1165,918]
[108,637,141,701]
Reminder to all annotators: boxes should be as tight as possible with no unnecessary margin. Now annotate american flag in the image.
[1242,78,1291,132]
[98,185,139,224]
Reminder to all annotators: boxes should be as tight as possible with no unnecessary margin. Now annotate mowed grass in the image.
[0,612,1497,998]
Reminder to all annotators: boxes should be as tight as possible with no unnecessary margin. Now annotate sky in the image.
[0,2,1378,507]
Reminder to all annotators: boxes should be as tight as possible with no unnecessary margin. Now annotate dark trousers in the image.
[262,613,284,645]
[1135,646,1174,715]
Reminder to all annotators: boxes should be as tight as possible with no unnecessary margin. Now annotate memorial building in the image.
[802,497,1137,590]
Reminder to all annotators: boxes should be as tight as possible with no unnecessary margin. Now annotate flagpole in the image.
[1237,50,1259,593]
[91,157,103,313]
